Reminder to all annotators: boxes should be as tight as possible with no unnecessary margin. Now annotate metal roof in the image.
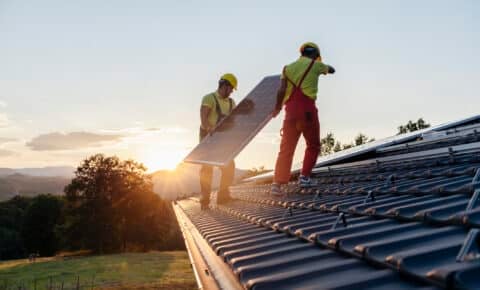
[175,115,480,290]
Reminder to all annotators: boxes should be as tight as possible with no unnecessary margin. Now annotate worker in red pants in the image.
[271,42,335,195]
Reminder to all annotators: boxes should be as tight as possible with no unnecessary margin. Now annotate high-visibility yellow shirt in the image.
[201,91,236,128]
[281,56,330,104]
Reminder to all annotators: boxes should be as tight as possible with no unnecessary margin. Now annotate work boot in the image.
[200,194,210,210]
[299,175,314,188]
[270,183,284,197]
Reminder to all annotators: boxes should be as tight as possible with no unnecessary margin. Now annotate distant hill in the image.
[0,166,74,200]
[0,166,75,178]
[151,163,247,200]
[0,164,249,201]
[0,173,71,201]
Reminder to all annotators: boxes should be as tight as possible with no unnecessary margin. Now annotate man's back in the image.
[282,56,330,103]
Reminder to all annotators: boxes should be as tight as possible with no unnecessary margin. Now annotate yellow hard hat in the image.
[220,73,238,90]
[299,42,322,61]
[300,42,319,53]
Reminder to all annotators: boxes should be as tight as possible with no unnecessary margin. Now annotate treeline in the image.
[321,118,431,155]
[320,132,375,156]
[397,118,430,134]
[0,154,184,260]
[243,166,271,179]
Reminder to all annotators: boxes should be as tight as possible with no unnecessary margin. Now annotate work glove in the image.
[236,99,255,115]
[327,65,335,74]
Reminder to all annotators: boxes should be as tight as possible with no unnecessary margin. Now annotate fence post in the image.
[91,275,95,290]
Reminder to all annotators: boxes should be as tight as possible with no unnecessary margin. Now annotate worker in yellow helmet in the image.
[271,42,335,196]
[199,73,237,209]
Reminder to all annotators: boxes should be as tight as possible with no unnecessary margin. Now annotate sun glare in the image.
[141,149,186,172]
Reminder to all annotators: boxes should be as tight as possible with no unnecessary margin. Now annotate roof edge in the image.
[173,202,244,290]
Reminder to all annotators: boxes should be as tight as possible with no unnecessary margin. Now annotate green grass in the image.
[0,251,197,289]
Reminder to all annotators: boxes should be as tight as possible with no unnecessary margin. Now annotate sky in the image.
[0,0,478,171]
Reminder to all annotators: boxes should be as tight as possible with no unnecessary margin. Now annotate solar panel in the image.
[310,114,480,168]
[244,114,480,182]
[183,75,281,166]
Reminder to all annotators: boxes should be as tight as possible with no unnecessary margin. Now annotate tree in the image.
[318,132,375,156]
[354,134,368,146]
[0,196,31,259]
[320,133,336,155]
[333,142,342,153]
[21,194,63,256]
[398,118,430,134]
[342,143,354,150]
[0,227,24,259]
[243,166,271,179]
[354,133,375,146]
[62,154,178,253]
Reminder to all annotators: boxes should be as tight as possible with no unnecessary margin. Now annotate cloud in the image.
[0,137,16,145]
[0,149,16,157]
[149,127,189,134]
[100,126,190,137]
[26,131,124,151]
[0,114,9,128]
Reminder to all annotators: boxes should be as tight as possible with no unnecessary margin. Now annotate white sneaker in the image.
[299,175,314,188]
[270,183,284,197]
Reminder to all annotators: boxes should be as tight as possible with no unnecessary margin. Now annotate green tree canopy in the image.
[243,166,271,179]
[319,132,374,156]
[320,133,336,155]
[398,118,431,134]
[63,154,180,253]
[21,194,63,256]
[0,196,31,259]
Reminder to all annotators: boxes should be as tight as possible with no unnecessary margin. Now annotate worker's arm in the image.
[316,60,336,75]
[272,78,287,118]
[200,105,213,131]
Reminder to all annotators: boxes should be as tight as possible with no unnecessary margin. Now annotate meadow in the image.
[0,251,196,290]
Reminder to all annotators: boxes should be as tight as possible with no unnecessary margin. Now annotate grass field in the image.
[0,251,197,290]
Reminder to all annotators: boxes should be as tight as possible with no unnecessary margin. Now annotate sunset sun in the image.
[140,149,186,172]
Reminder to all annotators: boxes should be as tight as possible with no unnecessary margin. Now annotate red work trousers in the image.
[274,92,321,184]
